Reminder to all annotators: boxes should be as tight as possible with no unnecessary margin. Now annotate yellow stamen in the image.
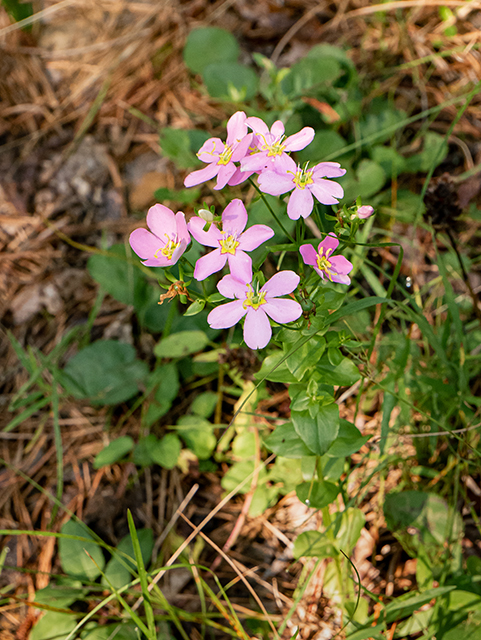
[260,134,286,157]
[218,144,234,165]
[292,166,314,190]
[316,248,334,280]
[243,284,267,310]
[219,233,240,255]
[155,234,180,261]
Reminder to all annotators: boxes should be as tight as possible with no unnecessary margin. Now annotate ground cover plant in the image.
[1,1,481,639]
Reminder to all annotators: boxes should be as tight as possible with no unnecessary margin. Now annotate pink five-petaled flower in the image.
[240,117,314,173]
[188,199,274,282]
[299,233,353,285]
[207,271,302,350]
[257,155,346,220]
[184,111,252,191]
[129,204,190,267]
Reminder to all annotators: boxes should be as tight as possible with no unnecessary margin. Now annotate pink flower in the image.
[257,155,346,220]
[240,117,314,173]
[129,204,190,267]
[184,111,253,190]
[299,233,353,285]
[208,271,302,350]
[356,205,374,219]
[188,199,274,282]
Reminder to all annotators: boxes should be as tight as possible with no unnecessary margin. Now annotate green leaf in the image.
[359,107,406,145]
[264,422,314,459]
[59,521,105,580]
[296,480,339,509]
[296,130,347,165]
[149,434,181,469]
[29,611,77,640]
[133,434,158,467]
[356,159,386,198]
[281,55,341,95]
[175,415,216,459]
[82,624,138,640]
[145,363,179,426]
[326,296,387,325]
[2,0,33,24]
[203,62,259,100]
[60,341,148,405]
[93,436,134,469]
[326,420,369,457]
[184,299,206,317]
[160,127,200,169]
[291,403,340,456]
[293,530,338,559]
[154,330,209,358]
[334,507,365,555]
[183,27,239,75]
[102,529,154,590]
[34,585,84,609]
[154,186,201,204]
[255,350,299,383]
[284,335,326,381]
[405,131,448,173]
[221,461,267,494]
[316,356,361,386]
[190,392,218,419]
[371,145,406,176]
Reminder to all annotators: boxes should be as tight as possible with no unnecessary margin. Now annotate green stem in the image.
[248,178,295,242]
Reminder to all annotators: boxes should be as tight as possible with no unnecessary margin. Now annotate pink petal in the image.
[129,228,163,260]
[243,308,272,349]
[263,298,302,324]
[217,274,249,299]
[284,127,315,152]
[271,153,294,173]
[330,255,353,276]
[262,270,300,297]
[311,180,344,205]
[188,217,222,248]
[231,133,253,162]
[215,163,237,190]
[208,300,247,329]
[246,116,269,135]
[318,233,339,255]
[197,138,224,163]
[228,166,254,185]
[357,205,374,219]
[299,244,318,267]
[240,151,269,173]
[174,211,190,245]
[330,272,351,285]
[222,199,247,236]
[193,250,227,281]
[257,170,294,196]
[170,239,188,265]
[270,120,285,137]
[227,250,252,283]
[238,224,274,251]
[146,204,176,239]
[142,256,175,267]
[226,111,248,146]
[287,187,313,220]
[184,163,220,188]
[312,162,346,179]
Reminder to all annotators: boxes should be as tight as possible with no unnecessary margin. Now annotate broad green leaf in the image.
[293,530,338,559]
[175,415,216,459]
[30,611,77,640]
[60,341,148,405]
[149,434,181,469]
[326,420,369,457]
[203,62,258,100]
[296,480,339,509]
[264,422,314,459]
[284,335,326,381]
[145,363,179,426]
[297,130,347,165]
[183,27,239,75]
[281,55,341,95]
[154,330,209,358]
[2,0,33,23]
[93,436,134,469]
[184,299,206,317]
[160,128,199,169]
[359,106,406,145]
[405,131,448,173]
[316,356,361,386]
[190,391,218,418]
[154,186,201,204]
[221,461,267,494]
[382,586,456,624]
[442,610,481,640]
[371,145,406,176]
[102,529,153,590]
[34,586,84,609]
[356,159,386,198]
[291,403,339,456]
[83,624,138,640]
[59,520,105,581]
[255,350,298,383]
[133,434,158,467]
[334,507,365,555]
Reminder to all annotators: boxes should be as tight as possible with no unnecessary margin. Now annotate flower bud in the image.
[198,208,214,223]
[357,205,374,219]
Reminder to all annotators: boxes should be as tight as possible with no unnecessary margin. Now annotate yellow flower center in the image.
[243,284,267,310]
[292,166,314,190]
[219,233,240,255]
[155,235,180,261]
[218,144,234,165]
[317,248,334,280]
[260,134,286,157]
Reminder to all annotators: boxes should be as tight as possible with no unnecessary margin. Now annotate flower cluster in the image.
[129,112,365,349]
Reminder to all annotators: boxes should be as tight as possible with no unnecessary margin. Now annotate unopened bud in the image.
[198,208,214,223]
[356,205,374,219]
